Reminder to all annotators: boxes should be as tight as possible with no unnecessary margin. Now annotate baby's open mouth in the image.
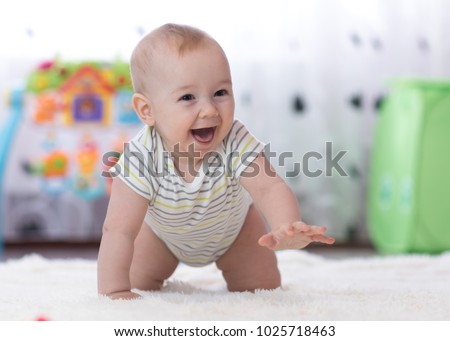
[191,127,216,144]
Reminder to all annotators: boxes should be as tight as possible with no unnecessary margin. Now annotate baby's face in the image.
[146,43,235,158]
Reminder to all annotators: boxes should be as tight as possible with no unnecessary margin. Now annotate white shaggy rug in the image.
[1,250,449,321]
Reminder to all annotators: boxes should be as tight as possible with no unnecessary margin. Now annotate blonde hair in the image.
[130,23,220,94]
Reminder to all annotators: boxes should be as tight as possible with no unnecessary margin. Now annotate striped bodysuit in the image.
[113,120,264,266]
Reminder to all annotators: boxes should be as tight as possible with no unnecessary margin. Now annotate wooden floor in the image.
[1,242,100,260]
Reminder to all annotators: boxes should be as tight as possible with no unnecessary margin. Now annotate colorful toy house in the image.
[0,59,141,243]
[60,66,114,126]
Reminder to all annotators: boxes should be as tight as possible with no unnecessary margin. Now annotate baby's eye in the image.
[179,94,195,101]
[214,89,228,97]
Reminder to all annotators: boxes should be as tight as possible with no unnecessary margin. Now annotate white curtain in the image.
[1,0,449,243]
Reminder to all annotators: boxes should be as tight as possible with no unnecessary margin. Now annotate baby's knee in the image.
[131,277,165,292]
[226,266,281,292]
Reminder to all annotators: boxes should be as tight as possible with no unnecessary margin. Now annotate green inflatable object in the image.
[368,80,450,254]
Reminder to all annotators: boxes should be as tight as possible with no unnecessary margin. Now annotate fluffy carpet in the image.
[1,250,449,321]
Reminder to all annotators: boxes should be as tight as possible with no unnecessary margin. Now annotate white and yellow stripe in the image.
[114,120,264,266]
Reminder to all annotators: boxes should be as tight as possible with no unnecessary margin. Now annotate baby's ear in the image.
[132,93,155,126]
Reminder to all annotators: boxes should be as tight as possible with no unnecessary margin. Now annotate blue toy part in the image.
[0,85,25,256]
[40,177,70,195]
[71,174,106,201]
[116,90,140,124]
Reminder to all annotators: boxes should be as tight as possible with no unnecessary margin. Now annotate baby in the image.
[97,23,335,299]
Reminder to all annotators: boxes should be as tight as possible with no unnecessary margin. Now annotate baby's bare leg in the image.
[216,205,281,292]
[130,223,179,291]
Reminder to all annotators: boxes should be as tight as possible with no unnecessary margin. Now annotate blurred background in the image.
[1,0,449,259]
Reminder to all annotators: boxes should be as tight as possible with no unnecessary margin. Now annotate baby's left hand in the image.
[258,221,335,250]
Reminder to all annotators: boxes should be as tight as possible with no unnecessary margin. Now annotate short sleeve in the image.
[224,120,265,179]
[110,128,156,201]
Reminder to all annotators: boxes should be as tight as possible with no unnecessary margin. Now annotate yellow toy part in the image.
[76,133,100,176]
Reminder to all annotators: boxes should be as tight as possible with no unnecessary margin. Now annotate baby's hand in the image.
[258,221,335,250]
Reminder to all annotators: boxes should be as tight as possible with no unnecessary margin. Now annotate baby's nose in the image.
[198,99,219,118]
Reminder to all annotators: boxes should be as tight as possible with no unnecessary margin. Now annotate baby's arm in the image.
[97,178,148,299]
[240,154,335,250]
